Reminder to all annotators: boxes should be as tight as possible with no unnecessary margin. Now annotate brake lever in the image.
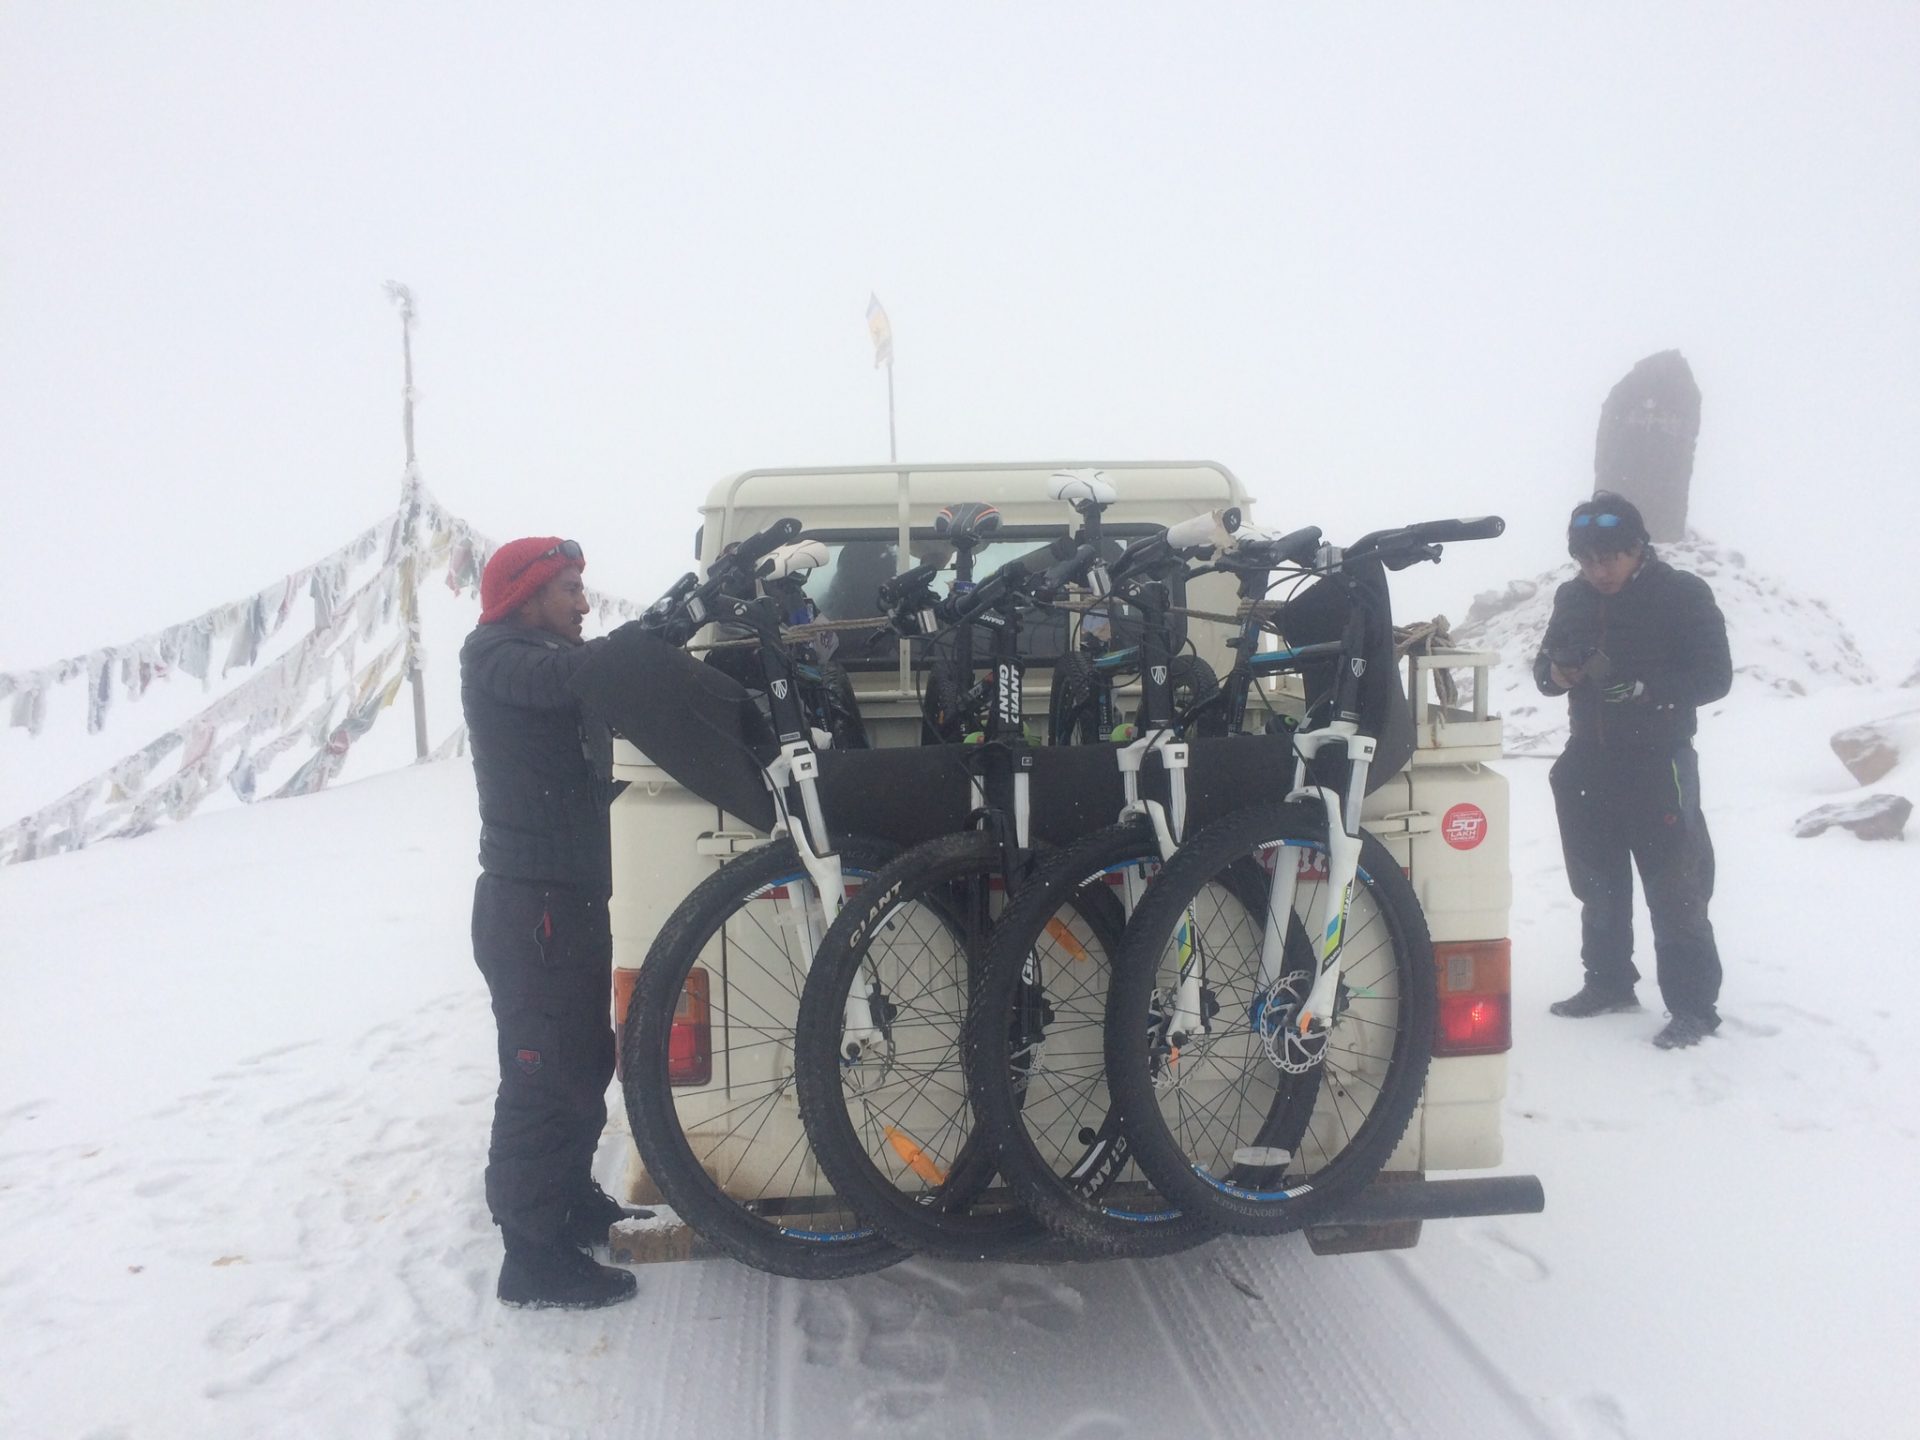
[1381,544,1443,572]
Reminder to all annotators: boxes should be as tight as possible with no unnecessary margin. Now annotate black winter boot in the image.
[1548,982,1641,1018]
[1651,1013,1719,1050]
[562,1181,654,1250]
[498,1234,638,1310]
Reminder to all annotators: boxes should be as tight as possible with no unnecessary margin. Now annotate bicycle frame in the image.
[702,587,886,1060]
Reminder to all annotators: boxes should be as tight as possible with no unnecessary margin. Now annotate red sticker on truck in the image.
[1441,803,1488,850]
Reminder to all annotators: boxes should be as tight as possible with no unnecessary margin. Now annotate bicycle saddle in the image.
[934,501,1002,550]
[759,539,831,582]
[1046,469,1117,510]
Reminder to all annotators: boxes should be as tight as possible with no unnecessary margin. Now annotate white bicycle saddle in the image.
[1046,469,1118,509]
[760,538,831,581]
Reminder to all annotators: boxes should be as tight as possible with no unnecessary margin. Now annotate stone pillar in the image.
[1593,350,1700,542]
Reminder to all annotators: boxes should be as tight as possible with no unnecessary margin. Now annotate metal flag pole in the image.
[385,280,430,760]
[867,293,897,463]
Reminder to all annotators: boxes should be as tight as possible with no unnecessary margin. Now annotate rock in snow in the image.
[1792,793,1912,841]
[1829,709,1920,786]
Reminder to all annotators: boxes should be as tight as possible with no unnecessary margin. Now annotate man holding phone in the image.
[1535,493,1733,1049]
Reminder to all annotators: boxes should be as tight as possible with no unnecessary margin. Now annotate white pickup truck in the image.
[607,460,1540,1258]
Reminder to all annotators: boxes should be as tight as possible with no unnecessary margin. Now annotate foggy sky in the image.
[4,2,1917,674]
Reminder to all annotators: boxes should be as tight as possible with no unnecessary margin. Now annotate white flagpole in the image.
[384,281,430,760]
[867,293,897,463]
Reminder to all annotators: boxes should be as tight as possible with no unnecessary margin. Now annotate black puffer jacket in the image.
[1533,553,1732,753]
[460,622,619,896]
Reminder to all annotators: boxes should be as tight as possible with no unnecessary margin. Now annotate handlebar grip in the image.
[1407,515,1505,544]
[877,559,942,609]
[941,537,1078,624]
[727,516,805,571]
[644,571,699,619]
[1266,525,1323,564]
[1038,542,1099,593]
[1006,535,1078,578]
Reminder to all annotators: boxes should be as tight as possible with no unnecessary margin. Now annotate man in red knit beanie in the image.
[460,537,645,1309]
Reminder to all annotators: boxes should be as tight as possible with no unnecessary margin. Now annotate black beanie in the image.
[1568,492,1649,558]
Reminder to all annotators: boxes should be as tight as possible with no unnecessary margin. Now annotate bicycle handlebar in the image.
[1224,524,1323,571]
[1346,515,1505,561]
[1101,507,1242,589]
[936,536,1078,625]
[638,516,806,645]
[724,516,805,575]
[877,559,943,611]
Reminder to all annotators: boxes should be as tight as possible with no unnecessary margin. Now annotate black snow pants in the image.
[1549,741,1723,1021]
[472,874,616,1247]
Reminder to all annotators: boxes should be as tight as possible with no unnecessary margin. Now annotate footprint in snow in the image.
[850,1386,992,1440]
[888,1264,1085,1335]
[860,1327,955,1386]
[1687,1070,1730,1106]
[238,1040,320,1065]
[1467,1225,1550,1282]
[131,1171,192,1199]
[796,1289,860,1367]
[1575,1391,1634,1439]
[260,1087,352,1124]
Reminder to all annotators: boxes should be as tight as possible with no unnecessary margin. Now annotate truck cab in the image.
[608,461,1529,1256]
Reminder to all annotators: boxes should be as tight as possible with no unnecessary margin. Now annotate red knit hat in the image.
[479,537,586,624]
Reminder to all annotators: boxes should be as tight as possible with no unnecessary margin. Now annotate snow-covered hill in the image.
[1454,535,1878,755]
[2,685,1916,1437]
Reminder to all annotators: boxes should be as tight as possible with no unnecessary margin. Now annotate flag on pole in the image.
[866,293,893,369]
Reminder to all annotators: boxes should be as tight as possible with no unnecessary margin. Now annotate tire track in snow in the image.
[1115,1252,1255,1438]
[1379,1250,1561,1439]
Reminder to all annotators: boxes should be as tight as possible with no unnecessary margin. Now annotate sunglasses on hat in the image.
[511,538,584,585]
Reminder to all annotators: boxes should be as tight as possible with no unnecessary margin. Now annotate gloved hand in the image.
[1601,678,1645,704]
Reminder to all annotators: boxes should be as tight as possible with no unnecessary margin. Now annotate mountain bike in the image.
[952,517,1333,1255]
[588,518,925,1277]
[1100,516,1505,1237]
[790,514,1255,1259]
[789,533,1144,1258]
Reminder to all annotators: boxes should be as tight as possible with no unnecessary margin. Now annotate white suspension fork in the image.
[765,743,881,1062]
[1257,725,1376,1062]
[1114,731,1209,1044]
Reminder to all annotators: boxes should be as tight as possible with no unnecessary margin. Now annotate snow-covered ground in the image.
[4,681,1917,1439]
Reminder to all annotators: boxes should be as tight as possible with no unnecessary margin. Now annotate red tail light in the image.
[1432,939,1511,1056]
[668,967,713,1086]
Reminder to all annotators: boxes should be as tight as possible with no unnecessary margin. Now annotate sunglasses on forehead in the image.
[512,539,583,584]
[1571,512,1625,530]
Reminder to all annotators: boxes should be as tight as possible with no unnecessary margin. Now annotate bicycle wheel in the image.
[793,831,1123,1259]
[1047,653,1103,745]
[1104,801,1434,1236]
[920,657,975,745]
[1159,655,1226,738]
[968,817,1296,1257]
[812,660,869,750]
[622,836,906,1278]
